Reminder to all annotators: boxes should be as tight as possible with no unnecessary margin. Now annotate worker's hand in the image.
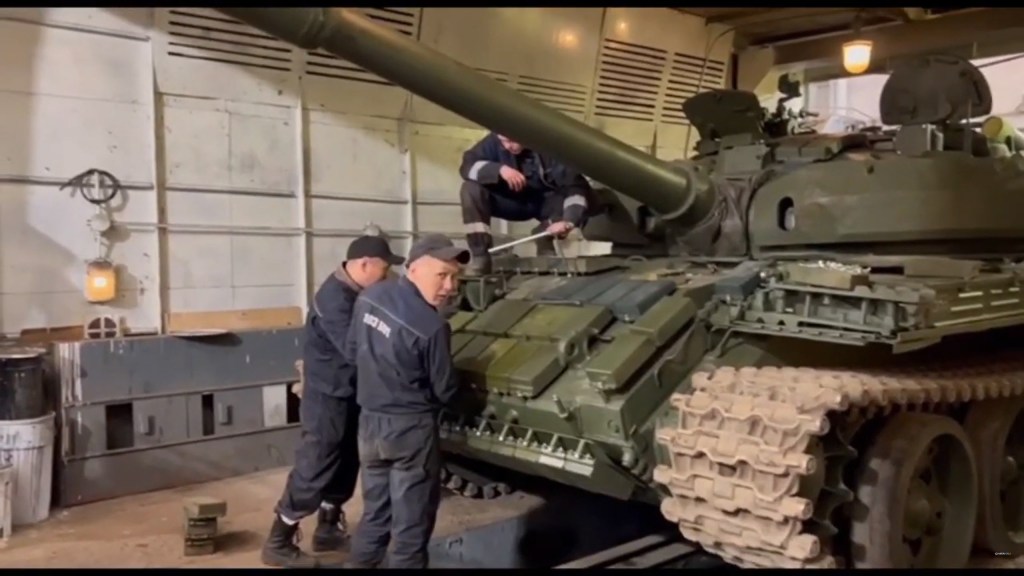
[499,165,526,192]
[546,221,574,238]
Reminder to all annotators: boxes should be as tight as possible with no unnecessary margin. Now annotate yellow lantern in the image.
[84,258,117,303]
[842,40,873,75]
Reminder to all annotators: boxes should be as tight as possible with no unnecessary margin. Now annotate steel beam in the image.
[712,8,854,28]
[773,8,1024,68]
[694,8,759,24]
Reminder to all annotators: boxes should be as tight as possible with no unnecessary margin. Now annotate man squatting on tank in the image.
[459,132,599,274]
[261,235,405,568]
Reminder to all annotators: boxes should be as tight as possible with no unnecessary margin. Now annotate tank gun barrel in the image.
[217,8,713,224]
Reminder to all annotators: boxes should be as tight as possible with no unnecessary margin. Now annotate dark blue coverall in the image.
[459,132,597,261]
[345,277,460,568]
[274,269,362,545]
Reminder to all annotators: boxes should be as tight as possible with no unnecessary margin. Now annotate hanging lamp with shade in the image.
[60,168,123,304]
[842,12,873,75]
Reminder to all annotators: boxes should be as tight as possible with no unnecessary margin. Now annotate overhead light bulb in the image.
[842,39,873,75]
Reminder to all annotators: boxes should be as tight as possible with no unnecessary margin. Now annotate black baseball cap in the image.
[347,235,405,265]
[407,234,471,265]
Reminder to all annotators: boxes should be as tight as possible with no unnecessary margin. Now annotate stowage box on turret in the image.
[221,8,1024,569]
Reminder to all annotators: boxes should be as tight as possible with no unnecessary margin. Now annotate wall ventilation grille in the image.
[593,38,667,123]
[164,9,297,73]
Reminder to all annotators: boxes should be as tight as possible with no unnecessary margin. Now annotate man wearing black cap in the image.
[261,235,405,568]
[345,233,470,569]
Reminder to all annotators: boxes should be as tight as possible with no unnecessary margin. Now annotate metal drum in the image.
[0,347,47,421]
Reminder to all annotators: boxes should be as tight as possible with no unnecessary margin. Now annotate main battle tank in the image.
[221,8,1024,569]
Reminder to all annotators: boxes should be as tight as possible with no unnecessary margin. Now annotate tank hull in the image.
[445,252,1024,568]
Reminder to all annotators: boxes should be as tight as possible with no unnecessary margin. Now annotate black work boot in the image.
[260,515,321,568]
[465,232,493,275]
[312,504,349,553]
[532,223,556,256]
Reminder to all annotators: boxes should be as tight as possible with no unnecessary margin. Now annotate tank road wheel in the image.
[849,412,978,569]
[964,398,1024,556]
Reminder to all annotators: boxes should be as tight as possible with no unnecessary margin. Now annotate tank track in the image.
[441,461,513,500]
[652,356,1024,568]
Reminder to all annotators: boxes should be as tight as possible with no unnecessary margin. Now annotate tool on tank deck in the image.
[488,230,556,254]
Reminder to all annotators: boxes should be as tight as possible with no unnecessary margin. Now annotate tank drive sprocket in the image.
[653,355,1024,568]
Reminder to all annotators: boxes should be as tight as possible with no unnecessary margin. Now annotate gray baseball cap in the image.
[407,234,471,265]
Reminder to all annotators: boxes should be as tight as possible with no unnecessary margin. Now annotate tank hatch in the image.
[683,89,765,143]
[879,54,992,127]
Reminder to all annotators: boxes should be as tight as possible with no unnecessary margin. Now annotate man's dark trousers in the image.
[275,386,360,520]
[460,181,570,226]
[347,411,442,569]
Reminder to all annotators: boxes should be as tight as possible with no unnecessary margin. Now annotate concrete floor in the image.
[0,467,1017,568]
[0,467,541,568]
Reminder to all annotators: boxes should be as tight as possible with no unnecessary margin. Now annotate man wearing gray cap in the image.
[344,234,469,569]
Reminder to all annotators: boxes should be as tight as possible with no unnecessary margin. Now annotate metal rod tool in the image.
[488,230,554,254]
